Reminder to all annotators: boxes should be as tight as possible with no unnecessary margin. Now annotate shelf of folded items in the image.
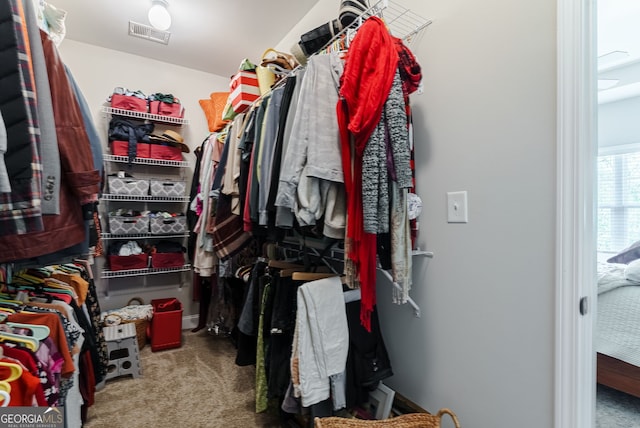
[101,232,190,241]
[103,154,191,168]
[102,106,189,125]
[101,264,192,279]
[100,194,190,203]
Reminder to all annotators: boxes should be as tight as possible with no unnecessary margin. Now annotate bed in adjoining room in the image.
[596,241,640,398]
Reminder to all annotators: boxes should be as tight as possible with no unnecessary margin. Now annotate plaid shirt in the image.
[0,0,44,235]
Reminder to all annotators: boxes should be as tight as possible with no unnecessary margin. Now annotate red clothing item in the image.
[338,17,399,331]
[1,346,47,406]
[0,31,100,261]
[0,357,45,406]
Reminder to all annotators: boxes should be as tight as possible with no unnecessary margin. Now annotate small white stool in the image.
[104,323,142,380]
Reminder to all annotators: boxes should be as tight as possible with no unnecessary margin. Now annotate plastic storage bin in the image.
[149,298,183,352]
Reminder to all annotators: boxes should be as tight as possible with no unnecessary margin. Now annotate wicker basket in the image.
[103,298,149,349]
[314,409,460,428]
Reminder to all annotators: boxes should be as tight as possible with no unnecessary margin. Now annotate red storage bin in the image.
[110,140,151,158]
[149,100,184,118]
[108,254,148,271]
[111,94,148,112]
[151,252,184,268]
[150,298,183,352]
[149,143,182,161]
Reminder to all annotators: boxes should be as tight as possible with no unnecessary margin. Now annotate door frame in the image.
[556,0,597,427]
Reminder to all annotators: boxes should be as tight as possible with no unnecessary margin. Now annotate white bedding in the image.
[597,261,640,367]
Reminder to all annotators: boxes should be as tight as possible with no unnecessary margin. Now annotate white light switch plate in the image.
[447,191,468,223]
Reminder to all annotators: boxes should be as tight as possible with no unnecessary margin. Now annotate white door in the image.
[559,1,640,426]
[556,0,598,427]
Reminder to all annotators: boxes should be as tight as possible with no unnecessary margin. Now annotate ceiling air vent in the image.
[128,21,171,45]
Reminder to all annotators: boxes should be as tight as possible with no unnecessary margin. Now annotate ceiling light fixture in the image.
[148,0,171,31]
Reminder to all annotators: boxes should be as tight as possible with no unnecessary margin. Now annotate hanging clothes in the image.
[0,110,10,193]
[187,14,424,420]
[0,26,100,260]
[337,16,399,330]
[291,276,348,408]
[275,53,346,240]
[0,0,44,236]
[24,0,61,215]
[0,259,106,421]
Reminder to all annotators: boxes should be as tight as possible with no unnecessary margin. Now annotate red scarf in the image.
[394,37,422,98]
[338,17,398,331]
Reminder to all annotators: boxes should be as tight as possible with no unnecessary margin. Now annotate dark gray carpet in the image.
[597,384,640,427]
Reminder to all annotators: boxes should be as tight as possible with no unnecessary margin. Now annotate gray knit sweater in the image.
[362,70,412,234]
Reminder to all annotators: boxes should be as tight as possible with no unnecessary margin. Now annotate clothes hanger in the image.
[42,287,74,296]
[0,302,19,311]
[267,260,305,270]
[45,277,75,288]
[4,323,50,341]
[291,272,340,281]
[61,263,83,273]
[0,332,38,352]
[0,360,23,383]
[13,272,45,284]
[0,358,11,407]
[0,389,9,407]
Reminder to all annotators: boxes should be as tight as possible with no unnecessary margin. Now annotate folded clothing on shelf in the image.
[109,87,149,112]
[148,93,184,118]
[108,210,150,235]
[107,240,150,271]
[149,212,187,234]
[107,89,186,118]
[108,117,155,161]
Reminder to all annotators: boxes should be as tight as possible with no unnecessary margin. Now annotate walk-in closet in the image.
[1,0,580,427]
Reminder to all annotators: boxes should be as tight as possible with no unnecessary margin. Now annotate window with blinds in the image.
[597,146,640,255]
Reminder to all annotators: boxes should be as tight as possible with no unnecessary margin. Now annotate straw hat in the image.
[149,129,190,153]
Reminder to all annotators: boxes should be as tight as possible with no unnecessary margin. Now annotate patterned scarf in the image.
[394,37,422,98]
[338,16,398,331]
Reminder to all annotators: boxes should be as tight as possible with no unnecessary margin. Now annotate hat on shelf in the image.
[290,42,308,67]
[149,130,190,153]
[291,18,343,66]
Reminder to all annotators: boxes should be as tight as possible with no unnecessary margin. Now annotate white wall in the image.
[58,39,229,153]
[58,40,230,317]
[278,1,557,427]
[275,0,338,54]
